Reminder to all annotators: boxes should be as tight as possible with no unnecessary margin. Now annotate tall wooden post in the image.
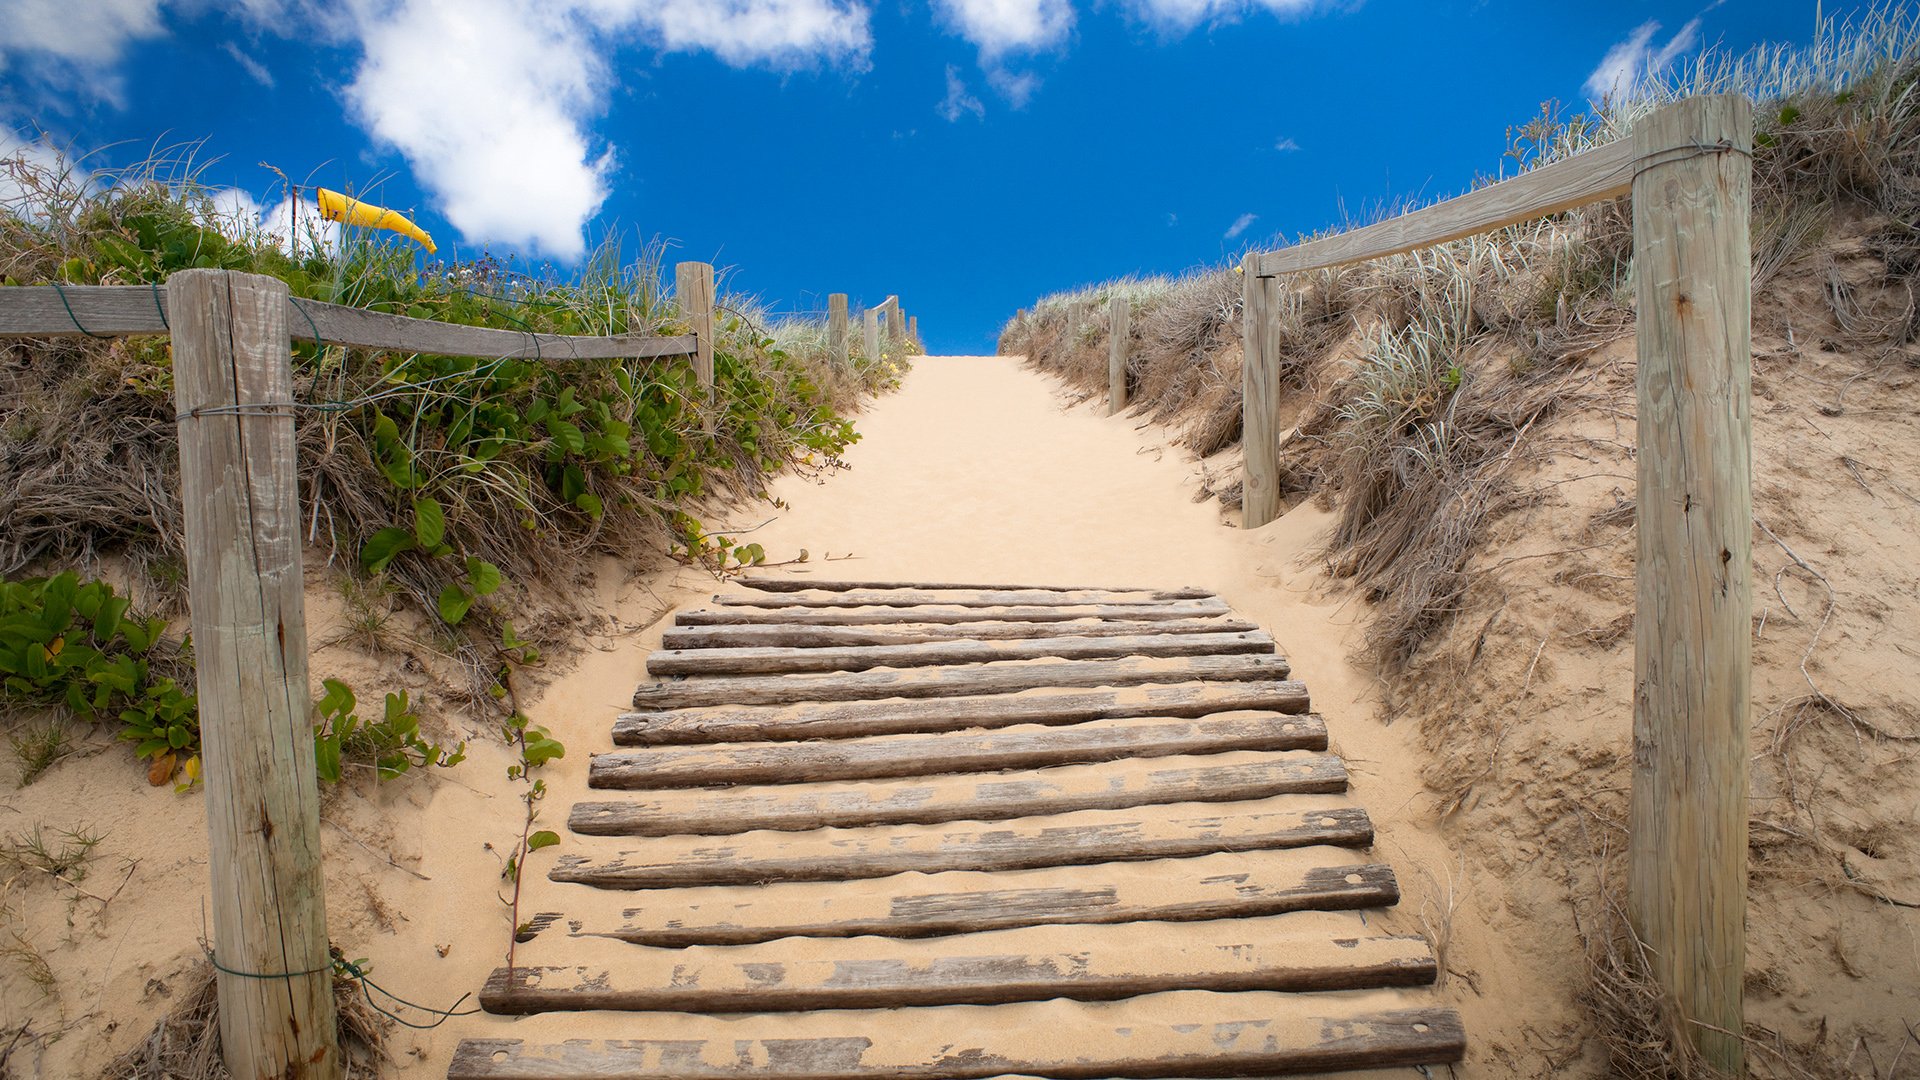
[908,315,919,350]
[1627,93,1753,1075]
[168,269,340,1080]
[864,307,881,362]
[1240,256,1282,527]
[1108,296,1129,415]
[887,298,906,343]
[828,294,849,368]
[675,262,715,420]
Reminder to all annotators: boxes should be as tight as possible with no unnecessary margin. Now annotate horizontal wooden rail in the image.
[0,284,697,359]
[1253,137,1635,277]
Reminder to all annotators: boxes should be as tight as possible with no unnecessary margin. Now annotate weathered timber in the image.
[675,599,1233,626]
[646,630,1273,676]
[675,262,715,403]
[572,750,1347,834]
[552,848,1398,946]
[448,990,1465,1078]
[614,681,1311,745]
[480,913,1433,1014]
[549,796,1372,888]
[713,587,1211,609]
[1240,254,1284,528]
[659,616,1261,649]
[735,578,1211,594]
[630,654,1292,710]
[827,294,849,368]
[589,711,1327,787]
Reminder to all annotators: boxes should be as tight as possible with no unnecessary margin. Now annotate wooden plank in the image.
[712,587,1210,608]
[676,599,1233,626]
[659,616,1261,649]
[735,578,1211,594]
[480,913,1434,1014]
[615,681,1311,745]
[1241,254,1282,528]
[547,847,1398,946]
[549,796,1372,888]
[168,270,339,1077]
[675,262,716,413]
[629,654,1293,710]
[0,284,697,358]
[572,750,1347,834]
[646,629,1273,676]
[1254,136,1635,276]
[448,990,1464,1078]
[589,712,1327,787]
[1626,93,1753,1075]
[1108,295,1129,415]
[828,293,849,367]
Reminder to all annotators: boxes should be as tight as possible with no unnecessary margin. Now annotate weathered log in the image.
[590,711,1327,787]
[659,616,1260,650]
[448,990,1465,1078]
[614,681,1311,746]
[545,848,1399,946]
[572,750,1346,834]
[630,654,1292,710]
[712,587,1213,609]
[646,630,1273,676]
[675,600,1232,626]
[736,578,1213,596]
[549,796,1372,888]
[479,913,1433,1014]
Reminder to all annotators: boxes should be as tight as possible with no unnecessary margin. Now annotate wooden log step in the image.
[541,847,1399,946]
[549,796,1373,889]
[646,630,1273,677]
[573,750,1347,834]
[675,599,1233,627]
[615,681,1311,746]
[736,578,1214,595]
[480,912,1434,1014]
[660,616,1261,650]
[630,654,1293,711]
[713,587,1213,609]
[590,712,1327,787]
[447,989,1466,1078]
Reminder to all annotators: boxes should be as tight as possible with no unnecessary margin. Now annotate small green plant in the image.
[0,823,102,883]
[312,679,465,783]
[8,720,70,787]
[499,708,565,954]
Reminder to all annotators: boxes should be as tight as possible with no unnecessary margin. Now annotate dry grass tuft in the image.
[102,962,388,1080]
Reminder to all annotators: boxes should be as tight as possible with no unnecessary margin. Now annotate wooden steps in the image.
[451,580,1462,1079]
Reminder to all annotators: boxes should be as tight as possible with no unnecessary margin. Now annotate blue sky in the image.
[0,0,1853,353]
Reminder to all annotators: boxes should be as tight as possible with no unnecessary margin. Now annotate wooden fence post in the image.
[168,269,340,1080]
[887,299,906,344]
[1108,296,1129,416]
[828,294,849,368]
[675,262,715,418]
[1627,92,1753,1075]
[864,307,881,363]
[1240,256,1282,527]
[908,315,919,350]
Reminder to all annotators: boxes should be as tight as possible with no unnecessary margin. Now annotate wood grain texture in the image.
[675,599,1233,626]
[1254,136,1635,276]
[659,616,1261,649]
[614,681,1311,745]
[675,262,715,408]
[645,629,1273,676]
[1240,255,1283,528]
[480,914,1433,1014]
[550,848,1398,946]
[549,796,1372,888]
[864,307,880,362]
[827,294,849,368]
[1625,93,1753,1075]
[448,990,1464,1078]
[0,284,696,358]
[629,654,1293,710]
[711,586,1213,609]
[1108,296,1129,415]
[168,270,339,1079]
[588,712,1327,787]
[735,578,1211,594]
[571,750,1347,834]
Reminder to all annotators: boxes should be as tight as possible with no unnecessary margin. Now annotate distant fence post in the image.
[864,307,881,362]
[1240,256,1282,527]
[1108,296,1129,415]
[1627,94,1753,1075]
[887,298,906,343]
[168,269,341,1080]
[908,315,919,350]
[828,293,849,368]
[675,262,715,421]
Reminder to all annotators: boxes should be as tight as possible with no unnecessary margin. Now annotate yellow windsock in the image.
[316,188,437,254]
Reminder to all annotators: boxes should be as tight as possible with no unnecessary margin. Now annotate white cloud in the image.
[937,65,986,122]
[581,0,872,68]
[0,0,167,103]
[985,67,1041,107]
[1126,0,1318,34]
[199,186,264,233]
[0,130,86,216]
[933,0,1073,57]
[222,39,275,86]
[1224,212,1257,239]
[1584,18,1700,101]
[1273,136,1300,151]
[259,193,344,255]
